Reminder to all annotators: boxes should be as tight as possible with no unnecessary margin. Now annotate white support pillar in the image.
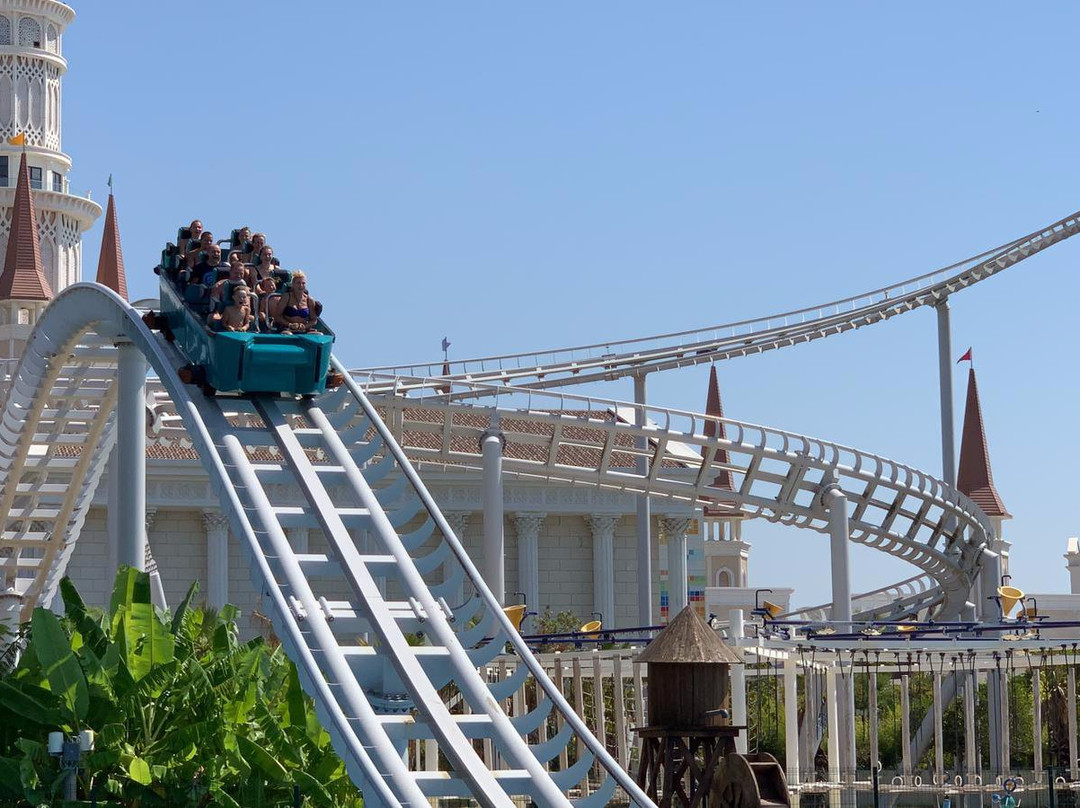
[287,527,310,554]
[730,609,748,754]
[481,418,506,605]
[660,516,691,617]
[1033,668,1043,777]
[144,509,167,611]
[964,669,977,778]
[1000,668,1010,774]
[513,513,545,615]
[933,673,944,782]
[444,512,470,605]
[936,299,957,486]
[784,656,801,786]
[826,666,840,784]
[105,444,119,601]
[821,483,851,624]
[203,511,230,610]
[633,374,652,627]
[115,342,147,571]
[900,675,912,779]
[868,668,879,769]
[1068,666,1078,780]
[586,515,618,628]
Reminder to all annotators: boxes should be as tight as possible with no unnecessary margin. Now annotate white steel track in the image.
[0,285,653,807]
[359,208,1080,391]
[344,377,991,621]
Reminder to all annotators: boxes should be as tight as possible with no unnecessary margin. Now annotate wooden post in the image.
[634,658,646,763]
[964,670,977,779]
[554,655,568,773]
[900,675,912,779]
[613,653,629,770]
[933,672,944,782]
[868,669,879,770]
[1068,666,1077,780]
[1000,667,1010,774]
[1033,667,1044,777]
[593,651,608,781]
[784,655,801,785]
[573,656,590,796]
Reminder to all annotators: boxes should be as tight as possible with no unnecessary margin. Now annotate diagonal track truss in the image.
[358,208,1080,391]
[0,284,654,807]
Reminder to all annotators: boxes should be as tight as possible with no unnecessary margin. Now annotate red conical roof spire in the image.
[702,366,735,516]
[956,367,1010,518]
[0,151,51,301]
[95,192,127,300]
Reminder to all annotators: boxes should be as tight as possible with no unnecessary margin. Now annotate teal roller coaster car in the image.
[150,244,337,396]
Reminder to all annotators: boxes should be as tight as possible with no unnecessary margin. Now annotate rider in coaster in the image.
[211,259,247,302]
[192,244,224,286]
[208,283,255,332]
[271,270,321,334]
[185,230,215,268]
[182,219,203,252]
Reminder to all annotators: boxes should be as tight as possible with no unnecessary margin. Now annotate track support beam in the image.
[115,341,146,571]
[936,299,957,486]
[481,416,506,605]
[633,373,653,626]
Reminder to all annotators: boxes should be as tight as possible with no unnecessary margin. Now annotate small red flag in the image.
[956,348,973,364]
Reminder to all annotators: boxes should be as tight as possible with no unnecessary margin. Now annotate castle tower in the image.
[0,1,99,314]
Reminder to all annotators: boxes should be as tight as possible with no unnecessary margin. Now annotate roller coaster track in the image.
[358,208,1080,391]
[0,285,652,807]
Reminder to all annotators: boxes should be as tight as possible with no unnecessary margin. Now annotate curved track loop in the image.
[348,376,992,621]
[359,209,1080,391]
[0,285,654,808]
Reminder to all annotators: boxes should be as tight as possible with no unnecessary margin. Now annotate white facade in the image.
[0,0,99,314]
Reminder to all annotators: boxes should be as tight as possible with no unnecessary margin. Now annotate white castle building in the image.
[6,2,1080,639]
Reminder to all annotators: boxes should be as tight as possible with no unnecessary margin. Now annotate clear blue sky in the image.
[66,2,1080,607]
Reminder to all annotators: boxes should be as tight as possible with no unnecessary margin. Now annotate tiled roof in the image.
[0,151,51,301]
[95,193,127,300]
[956,367,1010,519]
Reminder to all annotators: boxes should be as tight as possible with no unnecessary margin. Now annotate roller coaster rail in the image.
[357,208,1080,391]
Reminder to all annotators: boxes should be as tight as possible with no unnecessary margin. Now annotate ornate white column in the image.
[513,513,545,614]
[481,420,506,605]
[203,511,230,610]
[659,516,691,616]
[144,508,166,610]
[586,515,618,628]
[287,527,309,554]
[444,512,470,604]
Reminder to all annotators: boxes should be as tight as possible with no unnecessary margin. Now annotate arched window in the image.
[18,17,41,48]
[0,17,11,46]
[45,25,57,53]
[716,568,733,587]
[18,308,30,325]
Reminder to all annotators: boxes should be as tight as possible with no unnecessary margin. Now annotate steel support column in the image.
[633,374,652,626]
[936,299,957,486]
[900,675,912,779]
[481,418,506,605]
[116,342,146,571]
[822,483,851,624]
[1033,668,1044,777]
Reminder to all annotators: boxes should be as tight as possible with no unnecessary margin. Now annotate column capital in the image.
[202,510,229,532]
[658,515,692,537]
[444,511,471,536]
[585,514,619,537]
[512,512,546,537]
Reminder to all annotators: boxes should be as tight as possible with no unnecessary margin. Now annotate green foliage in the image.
[0,567,364,807]
[533,607,583,652]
